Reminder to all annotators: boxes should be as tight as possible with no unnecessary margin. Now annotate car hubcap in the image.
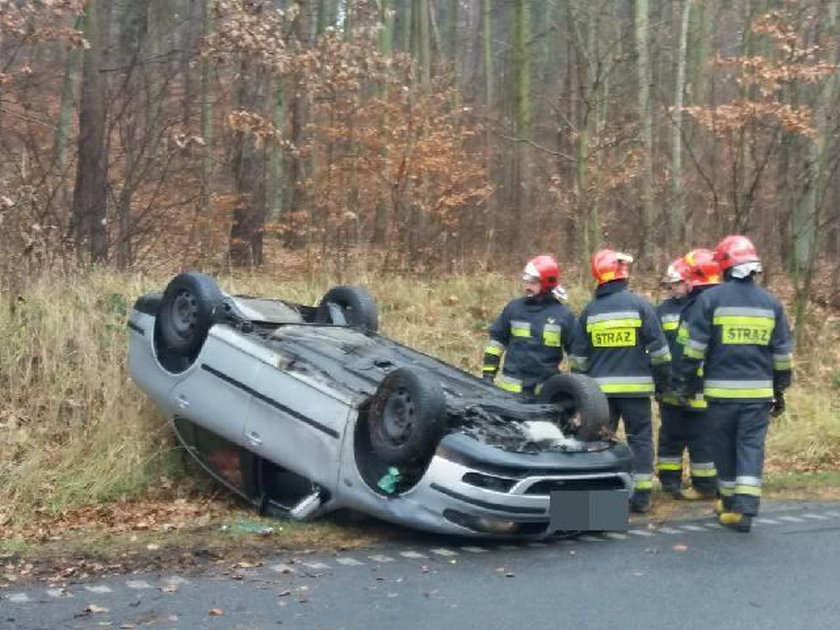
[382,388,414,444]
[172,290,198,337]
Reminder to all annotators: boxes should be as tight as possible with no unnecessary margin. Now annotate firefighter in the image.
[570,249,671,513]
[672,235,793,532]
[482,255,579,398]
[656,250,720,500]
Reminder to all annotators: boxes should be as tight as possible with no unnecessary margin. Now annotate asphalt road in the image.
[3,502,839,630]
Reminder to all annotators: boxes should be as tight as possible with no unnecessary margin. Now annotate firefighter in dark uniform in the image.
[657,250,719,500]
[570,249,671,513]
[482,255,579,398]
[673,235,793,532]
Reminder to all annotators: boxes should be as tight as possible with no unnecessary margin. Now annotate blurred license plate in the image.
[549,490,629,532]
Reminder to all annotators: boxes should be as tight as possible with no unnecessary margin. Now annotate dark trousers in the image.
[657,403,717,493]
[608,397,653,492]
[709,401,771,516]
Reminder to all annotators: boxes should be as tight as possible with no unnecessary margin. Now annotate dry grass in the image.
[1,270,838,531]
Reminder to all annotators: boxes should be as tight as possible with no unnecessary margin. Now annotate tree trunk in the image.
[70,0,108,265]
[635,0,655,265]
[792,0,838,343]
[229,58,267,267]
[670,0,692,246]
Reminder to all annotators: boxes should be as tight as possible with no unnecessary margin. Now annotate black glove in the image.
[771,390,786,417]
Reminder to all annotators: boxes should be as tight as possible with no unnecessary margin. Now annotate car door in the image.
[168,328,260,447]
[243,361,353,488]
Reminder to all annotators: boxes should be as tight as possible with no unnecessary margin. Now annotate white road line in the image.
[84,585,112,594]
[579,535,606,542]
[335,557,365,566]
[271,564,295,574]
[628,529,654,537]
[47,588,73,598]
[605,532,628,540]
[823,511,840,518]
[679,525,707,532]
[126,580,152,589]
[368,554,394,563]
[163,575,190,585]
[430,548,458,556]
[399,551,427,559]
[777,515,805,523]
[703,522,723,529]
[460,546,488,553]
[302,562,331,571]
[803,514,829,521]
[658,527,684,535]
[8,593,31,603]
[754,518,780,525]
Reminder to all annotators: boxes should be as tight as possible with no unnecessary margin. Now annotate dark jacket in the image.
[673,278,793,402]
[656,295,687,357]
[570,280,671,398]
[483,292,579,394]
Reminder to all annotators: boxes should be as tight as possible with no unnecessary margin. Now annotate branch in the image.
[497,133,575,162]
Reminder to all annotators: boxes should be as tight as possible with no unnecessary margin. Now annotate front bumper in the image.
[399,433,633,538]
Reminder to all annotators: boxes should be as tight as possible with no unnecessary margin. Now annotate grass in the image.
[1,269,838,550]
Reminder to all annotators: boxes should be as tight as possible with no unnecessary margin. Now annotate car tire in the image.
[368,367,447,465]
[315,285,379,332]
[157,272,224,358]
[538,373,612,442]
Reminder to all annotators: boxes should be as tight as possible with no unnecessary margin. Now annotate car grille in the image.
[524,477,626,494]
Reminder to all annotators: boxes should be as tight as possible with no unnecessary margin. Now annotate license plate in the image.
[549,490,629,532]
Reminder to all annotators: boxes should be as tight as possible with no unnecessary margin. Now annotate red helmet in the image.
[662,257,691,284]
[522,255,560,293]
[590,249,633,285]
[684,248,722,287]
[713,235,760,271]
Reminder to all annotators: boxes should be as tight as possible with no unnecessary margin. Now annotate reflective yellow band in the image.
[484,344,503,357]
[587,318,642,332]
[662,321,679,331]
[482,366,497,373]
[657,463,682,471]
[734,485,762,497]
[718,486,735,496]
[705,387,774,399]
[599,383,655,394]
[774,360,792,370]
[713,315,775,326]
[684,345,705,359]
[543,330,561,347]
[511,327,530,338]
[691,468,717,477]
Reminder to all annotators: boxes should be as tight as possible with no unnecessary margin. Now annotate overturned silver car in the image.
[128,273,633,538]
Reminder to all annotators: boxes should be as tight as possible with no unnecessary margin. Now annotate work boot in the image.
[719,511,752,532]
[681,487,716,501]
[630,490,652,514]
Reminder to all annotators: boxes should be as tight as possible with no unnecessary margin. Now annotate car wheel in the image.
[315,285,379,332]
[368,367,446,465]
[157,272,224,358]
[538,373,612,442]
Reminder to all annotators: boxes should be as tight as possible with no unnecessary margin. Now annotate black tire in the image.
[368,367,447,465]
[538,373,612,442]
[157,273,224,357]
[315,285,379,332]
